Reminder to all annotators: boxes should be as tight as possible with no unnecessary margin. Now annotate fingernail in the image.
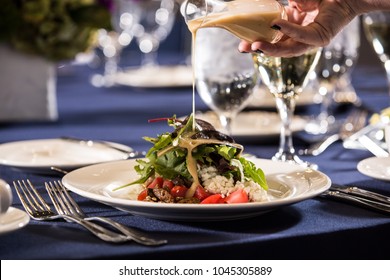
[255,49,263,54]
[238,50,248,53]
[271,24,281,30]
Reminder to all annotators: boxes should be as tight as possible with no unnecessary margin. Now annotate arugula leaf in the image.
[154,149,191,179]
[217,146,237,160]
[239,157,268,190]
[113,158,155,190]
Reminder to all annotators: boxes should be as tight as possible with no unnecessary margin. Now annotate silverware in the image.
[320,184,390,214]
[330,184,390,204]
[45,181,167,246]
[13,180,129,243]
[301,109,368,156]
[343,122,389,157]
[60,136,145,158]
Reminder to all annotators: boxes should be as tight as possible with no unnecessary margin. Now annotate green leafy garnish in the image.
[115,114,268,192]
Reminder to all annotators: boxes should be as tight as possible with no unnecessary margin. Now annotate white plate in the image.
[114,65,193,88]
[0,139,132,174]
[357,157,390,181]
[0,207,30,235]
[197,111,307,140]
[62,158,331,221]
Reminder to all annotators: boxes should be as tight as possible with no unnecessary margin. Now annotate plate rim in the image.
[0,138,132,172]
[196,111,307,138]
[0,207,30,235]
[357,156,390,181]
[61,158,331,220]
[114,65,193,88]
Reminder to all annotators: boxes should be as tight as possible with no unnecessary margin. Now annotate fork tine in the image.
[25,179,52,212]
[55,181,85,217]
[13,180,34,217]
[13,180,51,213]
[45,182,69,216]
[45,181,84,218]
[13,180,129,243]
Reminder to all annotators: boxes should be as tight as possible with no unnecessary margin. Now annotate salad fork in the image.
[45,180,167,246]
[13,180,128,243]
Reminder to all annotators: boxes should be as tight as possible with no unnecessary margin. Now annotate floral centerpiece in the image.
[0,0,113,122]
[0,0,113,61]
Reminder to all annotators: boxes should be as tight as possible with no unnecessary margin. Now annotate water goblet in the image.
[363,11,390,96]
[194,28,258,135]
[131,0,177,67]
[91,0,141,87]
[306,18,361,135]
[253,48,321,167]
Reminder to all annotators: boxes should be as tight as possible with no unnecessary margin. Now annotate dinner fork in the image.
[13,180,129,243]
[45,180,167,246]
[301,108,368,156]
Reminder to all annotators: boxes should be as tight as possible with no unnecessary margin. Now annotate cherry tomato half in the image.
[137,189,148,201]
[162,179,174,190]
[194,185,210,201]
[170,186,187,197]
[224,188,249,204]
[200,194,224,204]
[147,177,164,189]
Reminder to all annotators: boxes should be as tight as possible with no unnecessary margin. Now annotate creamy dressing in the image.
[173,132,243,198]
[187,0,285,43]
[184,0,280,197]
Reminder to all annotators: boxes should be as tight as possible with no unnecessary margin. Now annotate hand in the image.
[238,0,361,57]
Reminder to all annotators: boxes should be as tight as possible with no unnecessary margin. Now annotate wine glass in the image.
[131,0,177,68]
[194,28,258,135]
[91,0,141,87]
[306,18,361,134]
[363,12,390,96]
[253,48,321,167]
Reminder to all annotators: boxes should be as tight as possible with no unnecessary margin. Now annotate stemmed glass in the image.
[363,12,390,96]
[131,0,177,67]
[91,0,141,87]
[253,48,321,166]
[306,18,361,134]
[194,28,258,135]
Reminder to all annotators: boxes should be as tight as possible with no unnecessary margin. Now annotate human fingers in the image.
[238,40,252,53]
[288,0,321,12]
[272,18,332,47]
[251,39,314,57]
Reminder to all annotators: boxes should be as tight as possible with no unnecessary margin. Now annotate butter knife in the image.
[330,184,390,205]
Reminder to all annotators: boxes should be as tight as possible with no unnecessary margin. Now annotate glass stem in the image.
[274,95,296,161]
[219,114,233,136]
[142,50,158,67]
[318,84,333,121]
[317,83,336,133]
[385,60,390,96]
[104,55,119,77]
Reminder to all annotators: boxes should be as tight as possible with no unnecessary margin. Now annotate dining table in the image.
[1,42,390,261]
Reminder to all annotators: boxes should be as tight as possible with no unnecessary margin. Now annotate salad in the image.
[119,114,269,204]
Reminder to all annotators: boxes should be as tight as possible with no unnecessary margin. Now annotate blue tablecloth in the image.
[1,52,390,260]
